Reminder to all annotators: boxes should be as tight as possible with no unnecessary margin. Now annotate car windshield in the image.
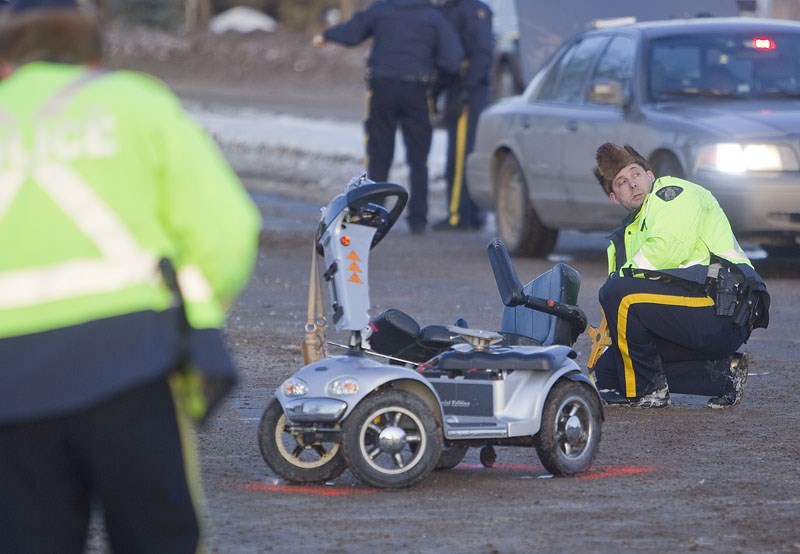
[648,31,800,101]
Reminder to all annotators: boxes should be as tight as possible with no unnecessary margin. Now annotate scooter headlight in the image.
[282,377,308,397]
[327,377,359,396]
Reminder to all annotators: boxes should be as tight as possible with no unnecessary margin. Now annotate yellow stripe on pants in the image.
[448,107,469,226]
[168,372,207,553]
[363,89,372,171]
[617,293,714,396]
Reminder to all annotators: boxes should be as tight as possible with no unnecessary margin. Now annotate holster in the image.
[715,263,771,333]
[714,267,741,317]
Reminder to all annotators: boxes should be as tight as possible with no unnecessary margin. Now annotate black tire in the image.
[534,380,602,476]
[342,390,442,489]
[435,442,469,470]
[495,154,558,258]
[651,153,684,180]
[479,445,497,468]
[257,399,347,483]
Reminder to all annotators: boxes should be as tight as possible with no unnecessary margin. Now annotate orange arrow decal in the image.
[347,251,361,262]
[348,273,363,284]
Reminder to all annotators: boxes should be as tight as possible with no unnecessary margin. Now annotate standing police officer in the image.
[590,143,769,409]
[313,0,463,234]
[432,0,493,231]
[0,1,260,551]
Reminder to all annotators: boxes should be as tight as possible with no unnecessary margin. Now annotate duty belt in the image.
[366,69,433,84]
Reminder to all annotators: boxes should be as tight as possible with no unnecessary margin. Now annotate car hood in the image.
[649,101,800,139]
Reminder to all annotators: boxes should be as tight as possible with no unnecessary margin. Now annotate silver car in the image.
[467,17,800,257]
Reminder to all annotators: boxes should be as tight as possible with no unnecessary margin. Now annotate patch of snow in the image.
[210,6,277,35]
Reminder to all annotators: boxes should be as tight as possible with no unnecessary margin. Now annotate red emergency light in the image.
[753,37,776,50]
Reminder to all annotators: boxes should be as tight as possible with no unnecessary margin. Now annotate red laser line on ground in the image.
[241,482,378,496]
[577,465,655,480]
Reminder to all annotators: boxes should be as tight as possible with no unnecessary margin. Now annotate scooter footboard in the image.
[428,354,594,440]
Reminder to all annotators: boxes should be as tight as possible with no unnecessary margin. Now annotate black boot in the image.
[598,385,670,408]
[707,352,749,409]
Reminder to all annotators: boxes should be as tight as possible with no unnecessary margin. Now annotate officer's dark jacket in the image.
[323,0,463,82]
[442,0,494,90]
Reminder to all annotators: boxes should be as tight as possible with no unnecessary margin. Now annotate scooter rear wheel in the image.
[534,380,602,476]
[258,399,347,483]
[436,442,469,470]
[342,389,441,488]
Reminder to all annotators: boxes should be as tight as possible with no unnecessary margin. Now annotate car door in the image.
[519,34,610,227]
[560,33,638,229]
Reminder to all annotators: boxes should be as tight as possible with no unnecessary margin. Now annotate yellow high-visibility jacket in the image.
[606,176,751,279]
[0,62,260,423]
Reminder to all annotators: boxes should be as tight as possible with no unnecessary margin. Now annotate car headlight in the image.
[327,377,359,396]
[695,143,799,173]
[282,377,308,397]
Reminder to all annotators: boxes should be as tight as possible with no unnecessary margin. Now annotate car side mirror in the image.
[588,80,625,106]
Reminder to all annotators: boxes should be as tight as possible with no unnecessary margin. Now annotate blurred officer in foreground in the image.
[313,0,463,234]
[0,0,260,551]
[590,143,769,409]
[432,0,493,231]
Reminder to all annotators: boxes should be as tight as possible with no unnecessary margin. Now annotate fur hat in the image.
[593,143,651,194]
[0,0,101,65]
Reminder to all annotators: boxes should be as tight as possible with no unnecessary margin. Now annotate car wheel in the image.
[534,380,602,476]
[342,389,441,488]
[495,154,558,258]
[257,399,347,483]
[651,153,684,179]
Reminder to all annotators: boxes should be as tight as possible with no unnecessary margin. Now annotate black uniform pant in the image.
[443,84,489,228]
[0,377,202,554]
[365,77,433,227]
[594,276,749,398]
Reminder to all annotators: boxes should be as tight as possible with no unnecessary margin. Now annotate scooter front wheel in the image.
[534,380,602,476]
[257,399,347,483]
[342,389,441,488]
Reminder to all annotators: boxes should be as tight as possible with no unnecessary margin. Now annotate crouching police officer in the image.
[0,1,260,552]
[590,143,769,409]
[313,0,463,234]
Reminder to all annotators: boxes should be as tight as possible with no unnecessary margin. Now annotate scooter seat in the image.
[367,308,461,364]
[434,344,576,372]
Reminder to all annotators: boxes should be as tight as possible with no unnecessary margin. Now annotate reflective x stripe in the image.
[0,70,216,311]
[617,293,714,397]
[631,250,657,270]
[177,265,213,303]
[0,162,161,309]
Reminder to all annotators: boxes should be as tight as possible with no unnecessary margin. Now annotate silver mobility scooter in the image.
[258,178,603,488]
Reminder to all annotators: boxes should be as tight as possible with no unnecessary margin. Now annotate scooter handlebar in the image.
[346,181,408,248]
